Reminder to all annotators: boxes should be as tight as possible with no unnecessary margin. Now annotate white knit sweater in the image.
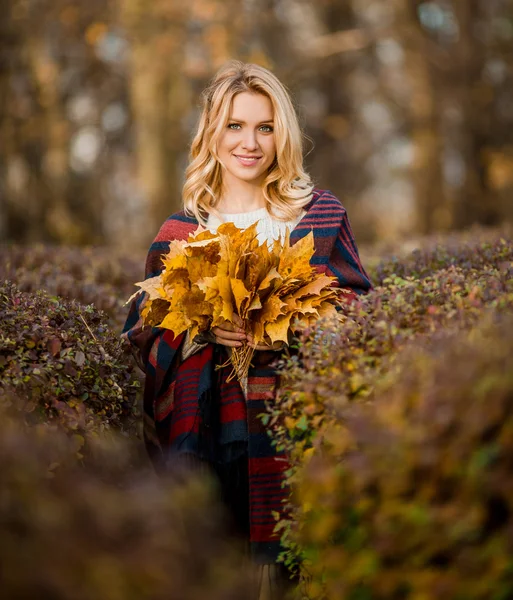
[206,207,305,245]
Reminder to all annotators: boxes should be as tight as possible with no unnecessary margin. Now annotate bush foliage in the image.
[291,313,513,599]
[0,281,140,449]
[0,243,144,330]
[0,408,254,599]
[269,235,513,598]
[271,238,513,460]
[1,231,513,599]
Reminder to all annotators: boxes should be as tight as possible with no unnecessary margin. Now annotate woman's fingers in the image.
[210,324,284,350]
[211,318,245,347]
[211,326,246,340]
[232,314,244,328]
[211,326,246,347]
[217,318,245,334]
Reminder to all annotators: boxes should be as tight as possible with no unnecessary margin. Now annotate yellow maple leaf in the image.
[247,294,262,313]
[162,267,189,292]
[215,275,234,324]
[187,225,218,243]
[251,319,265,345]
[278,231,315,280]
[265,312,293,344]
[230,278,251,315]
[186,237,219,249]
[125,274,165,306]
[289,274,336,300]
[294,297,321,316]
[139,294,169,325]
[257,266,282,297]
[318,302,340,319]
[182,286,211,319]
[162,240,187,272]
[160,310,191,336]
[259,294,287,323]
[242,251,264,291]
[197,279,220,303]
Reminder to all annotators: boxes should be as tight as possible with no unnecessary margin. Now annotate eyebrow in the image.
[229,118,274,124]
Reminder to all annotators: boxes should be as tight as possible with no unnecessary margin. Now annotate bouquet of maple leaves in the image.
[128,222,345,382]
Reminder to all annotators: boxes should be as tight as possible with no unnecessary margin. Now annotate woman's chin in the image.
[226,169,267,185]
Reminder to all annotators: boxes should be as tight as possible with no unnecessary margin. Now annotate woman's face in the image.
[216,91,276,188]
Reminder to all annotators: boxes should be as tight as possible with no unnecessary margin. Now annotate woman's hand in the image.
[210,316,247,348]
[204,316,286,351]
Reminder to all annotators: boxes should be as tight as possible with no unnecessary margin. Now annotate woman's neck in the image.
[217,178,266,214]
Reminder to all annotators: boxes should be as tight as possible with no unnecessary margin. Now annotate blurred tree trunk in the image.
[0,0,41,242]
[258,0,363,200]
[448,0,499,228]
[0,0,110,244]
[0,0,17,240]
[25,37,83,243]
[120,2,185,232]
[398,1,446,233]
[121,0,244,235]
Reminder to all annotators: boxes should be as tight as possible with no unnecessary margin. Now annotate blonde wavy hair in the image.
[183,60,314,224]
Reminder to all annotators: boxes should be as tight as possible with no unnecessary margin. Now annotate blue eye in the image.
[227,123,273,132]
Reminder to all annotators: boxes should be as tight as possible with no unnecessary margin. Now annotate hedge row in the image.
[291,312,513,599]
[269,235,513,598]
[1,231,512,599]
[0,405,254,599]
[0,250,258,599]
[271,237,513,459]
[0,243,144,331]
[0,281,140,453]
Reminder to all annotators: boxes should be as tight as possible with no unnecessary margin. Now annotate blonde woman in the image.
[123,60,372,597]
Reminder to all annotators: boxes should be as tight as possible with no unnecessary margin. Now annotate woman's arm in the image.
[121,218,179,370]
[325,203,373,302]
[121,245,170,373]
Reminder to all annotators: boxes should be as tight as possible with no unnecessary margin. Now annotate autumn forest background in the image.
[2,0,513,248]
[1,2,513,599]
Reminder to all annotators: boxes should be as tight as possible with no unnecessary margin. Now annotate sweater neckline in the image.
[218,207,268,218]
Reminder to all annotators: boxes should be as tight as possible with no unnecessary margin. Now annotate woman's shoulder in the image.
[152,210,199,243]
[291,188,350,237]
[305,188,347,215]
[145,211,199,276]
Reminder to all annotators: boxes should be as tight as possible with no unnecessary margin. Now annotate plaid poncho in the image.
[122,188,372,563]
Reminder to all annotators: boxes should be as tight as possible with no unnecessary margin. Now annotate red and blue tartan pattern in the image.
[122,189,372,562]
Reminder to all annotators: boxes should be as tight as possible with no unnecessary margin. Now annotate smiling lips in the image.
[233,154,262,167]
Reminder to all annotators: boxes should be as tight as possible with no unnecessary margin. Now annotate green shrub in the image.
[0,407,254,600]
[293,311,513,599]
[0,281,140,449]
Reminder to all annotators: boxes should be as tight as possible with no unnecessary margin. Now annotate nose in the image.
[241,129,258,151]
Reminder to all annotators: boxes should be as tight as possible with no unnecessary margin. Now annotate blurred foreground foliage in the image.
[0,247,257,599]
[0,407,254,599]
[270,232,513,599]
[2,0,513,245]
[1,227,512,599]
